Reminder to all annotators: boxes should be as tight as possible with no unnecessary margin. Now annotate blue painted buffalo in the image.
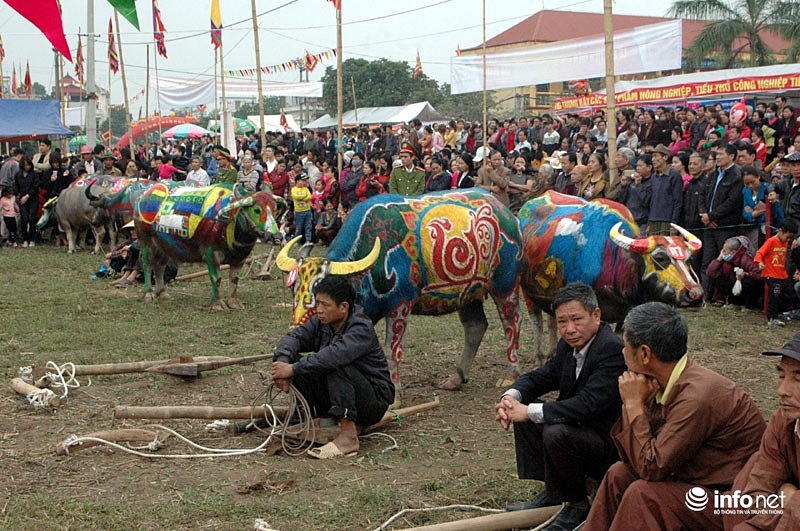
[518,191,703,364]
[134,183,278,309]
[275,190,523,391]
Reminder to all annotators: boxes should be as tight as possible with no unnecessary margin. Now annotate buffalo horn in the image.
[275,236,303,272]
[327,239,381,276]
[609,222,654,253]
[670,223,703,254]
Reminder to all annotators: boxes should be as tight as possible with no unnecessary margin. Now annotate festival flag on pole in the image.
[152,0,168,59]
[456,44,462,56]
[0,36,5,62]
[210,0,223,49]
[11,64,19,97]
[23,61,32,98]
[75,31,85,85]
[413,50,422,78]
[326,0,341,10]
[108,17,119,74]
[304,50,319,73]
[106,0,139,29]
[280,108,288,130]
[3,0,72,61]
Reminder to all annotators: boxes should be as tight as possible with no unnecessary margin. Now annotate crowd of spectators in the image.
[3,96,800,321]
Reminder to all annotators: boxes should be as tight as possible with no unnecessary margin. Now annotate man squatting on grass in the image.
[271,275,395,460]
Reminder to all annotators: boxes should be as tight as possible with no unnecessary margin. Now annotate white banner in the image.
[450,20,682,94]
[156,78,216,110]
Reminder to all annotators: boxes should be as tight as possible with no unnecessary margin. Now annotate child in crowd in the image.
[291,174,312,244]
[0,187,19,247]
[755,219,799,327]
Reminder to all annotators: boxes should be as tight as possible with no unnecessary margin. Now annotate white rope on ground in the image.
[373,504,503,531]
[59,384,316,459]
[360,432,399,453]
[18,361,90,400]
[253,519,280,531]
[42,361,89,399]
[26,388,57,409]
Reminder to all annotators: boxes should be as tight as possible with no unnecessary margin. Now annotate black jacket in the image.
[704,164,743,228]
[682,174,708,230]
[510,322,625,435]
[274,305,395,404]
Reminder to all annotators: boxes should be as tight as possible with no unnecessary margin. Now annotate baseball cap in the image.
[763,332,800,362]
[474,146,490,163]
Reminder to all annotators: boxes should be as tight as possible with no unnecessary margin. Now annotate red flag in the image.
[4,0,72,62]
[75,31,85,85]
[0,36,5,62]
[413,50,422,78]
[23,60,32,97]
[152,0,168,59]
[279,108,288,131]
[108,18,119,74]
[326,0,341,10]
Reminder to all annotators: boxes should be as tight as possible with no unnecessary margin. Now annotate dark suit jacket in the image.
[704,163,743,228]
[510,322,625,435]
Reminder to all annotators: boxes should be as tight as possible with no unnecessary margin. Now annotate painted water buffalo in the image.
[86,177,153,226]
[518,191,703,364]
[275,189,523,391]
[134,183,278,309]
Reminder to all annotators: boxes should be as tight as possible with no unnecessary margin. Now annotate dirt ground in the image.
[0,245,792,530]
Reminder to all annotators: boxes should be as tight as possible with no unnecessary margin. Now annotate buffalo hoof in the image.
[157,292,171,300]
[144,292,156,303]
[226,299,245,310]
[67,249,75,254]
[211,300,229,311]
[495,372,519,388]
[438,374,464,391]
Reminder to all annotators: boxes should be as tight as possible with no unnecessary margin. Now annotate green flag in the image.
[106,0,139,30]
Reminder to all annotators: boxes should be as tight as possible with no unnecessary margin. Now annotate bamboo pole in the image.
[604,0,618,187]
[56,429,166,456]
[214,47,219,144]
[397,505,560,531]
[115,10,134,154]
[37,356,232,376]
[481,0,487,152]
[86,0,98,147]
[107,59,112,146]
[145,44,150,149]
[251,0,267,150]
[173,252,270,281]
[336,5,343,174]
[11,378,62,407]
[113,404,290,420]
[153,44,163,140]
[219,41,228,149]
[351,77,358,123]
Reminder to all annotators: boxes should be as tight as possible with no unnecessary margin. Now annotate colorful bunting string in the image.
[225,48,336,78]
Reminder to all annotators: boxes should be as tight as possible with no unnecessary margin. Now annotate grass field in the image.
[0,242,793,530]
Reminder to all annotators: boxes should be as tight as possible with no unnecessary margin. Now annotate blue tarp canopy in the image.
[0,100,75,141]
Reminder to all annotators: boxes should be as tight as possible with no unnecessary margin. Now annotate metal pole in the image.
[114,10,134,153]
[336,6,343,174]
[86,0,97,147]
[604,0,618,185]
[251,0,267,149]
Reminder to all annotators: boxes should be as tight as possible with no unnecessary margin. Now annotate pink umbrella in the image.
[162,123,213,139]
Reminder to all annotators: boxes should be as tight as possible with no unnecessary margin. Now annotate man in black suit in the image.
[699,141,743,301]
[497,282,625,531]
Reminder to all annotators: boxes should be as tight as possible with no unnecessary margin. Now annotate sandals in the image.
[307,441,357,460]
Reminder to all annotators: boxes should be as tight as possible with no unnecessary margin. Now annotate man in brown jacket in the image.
[725,333,800,531]
[584,302,766,531]
[475,148,510,206]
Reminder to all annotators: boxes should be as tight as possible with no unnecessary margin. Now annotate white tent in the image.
[305,101,442,129]
[246,114,301,132]
[450,20,682,94]
[152,76,323,110]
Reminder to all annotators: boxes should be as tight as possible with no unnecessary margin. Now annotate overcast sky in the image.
[0,0,676,113]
